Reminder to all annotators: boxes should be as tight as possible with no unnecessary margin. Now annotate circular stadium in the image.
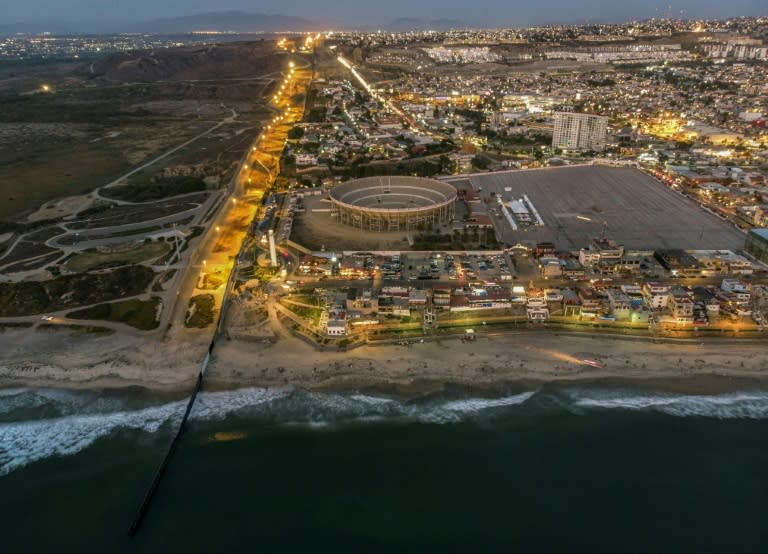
[329,176,457,232]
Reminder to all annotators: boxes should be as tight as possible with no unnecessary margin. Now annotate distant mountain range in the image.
[386,18,468,31]
[0,11,471,35]
[126,11,320,34]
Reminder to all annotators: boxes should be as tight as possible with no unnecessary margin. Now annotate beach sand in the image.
[2,323,767,397]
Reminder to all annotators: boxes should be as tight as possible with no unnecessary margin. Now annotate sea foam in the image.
[0,400,186,476]
[565,389,768,419]
[2,386,768,477]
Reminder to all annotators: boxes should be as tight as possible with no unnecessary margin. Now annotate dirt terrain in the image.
[0,40,281,222]
[0,40,289,320]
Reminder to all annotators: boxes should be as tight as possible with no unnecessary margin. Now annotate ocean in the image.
[1,385,767,552]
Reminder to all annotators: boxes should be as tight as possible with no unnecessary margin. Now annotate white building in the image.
[326,309,347,336]
[642,282,670,309]
[552,112,608,151]
[295,153,318,166]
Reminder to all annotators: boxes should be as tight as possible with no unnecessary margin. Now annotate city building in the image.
[745,229,768,264]
[326,309,347,336]
[668,287,695,323]
[642,282,670,309]
[346,288,378,314]
[552,112,608,151]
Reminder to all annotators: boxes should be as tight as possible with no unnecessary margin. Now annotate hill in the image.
[76,41,283,82]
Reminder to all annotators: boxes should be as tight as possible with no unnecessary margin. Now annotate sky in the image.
[1,0,766,26]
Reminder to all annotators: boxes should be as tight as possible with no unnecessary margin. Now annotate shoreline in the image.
[3,372,767,400]
[2,327,768,398]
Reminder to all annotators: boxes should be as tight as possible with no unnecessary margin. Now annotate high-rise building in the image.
[746,228,768,264]
[552,112,608,151]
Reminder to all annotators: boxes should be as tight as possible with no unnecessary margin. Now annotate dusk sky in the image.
[1,0,766,26]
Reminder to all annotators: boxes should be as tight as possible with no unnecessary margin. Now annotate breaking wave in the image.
[2,386,768,476]
[0,398,186,477]
[563,389,768,419]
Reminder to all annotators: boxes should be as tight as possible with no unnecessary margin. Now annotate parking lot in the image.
[400,252,515,283]
[444,166,746,251]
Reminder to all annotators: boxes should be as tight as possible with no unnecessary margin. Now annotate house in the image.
[578,288,604,316]
[409,289,428,307]
[527,306,550,320]
[579,238,624,270]
[538,255,563,278]
[668,287,694,323]
[561,257,585,280]
[535,242,556,258]
[721,279,751,294]
[295,153,319,166]
[378,286,410,317]
[642,282,670,309]
[346,288,378,315]
[339,255,371,279]
[606,288,632,320]
[298,254,335,276]
[561,289,582,316]
[432,283,453,308]
[655,250,702,278]
[326,309,347,336]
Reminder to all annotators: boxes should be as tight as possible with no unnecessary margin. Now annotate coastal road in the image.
[163,63,312,340]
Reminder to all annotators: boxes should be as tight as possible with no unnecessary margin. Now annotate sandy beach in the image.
[1,324,767,396]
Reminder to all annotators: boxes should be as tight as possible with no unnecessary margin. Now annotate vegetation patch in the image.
[0,241,59,266]
[0,250,63,274]
[65,241,170,273]
[0,322,34,331]
[283,302,323,323]
[0,265,155,316]
[39,323,115,336]
[102,176,208,202]
[67,297,161,330]
[186,294,215,328]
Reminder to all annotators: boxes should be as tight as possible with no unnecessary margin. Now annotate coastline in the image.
[2,327,767,397]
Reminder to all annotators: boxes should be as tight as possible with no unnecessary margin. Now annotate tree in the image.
[472,155,489,170]
[287,127,304,140]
